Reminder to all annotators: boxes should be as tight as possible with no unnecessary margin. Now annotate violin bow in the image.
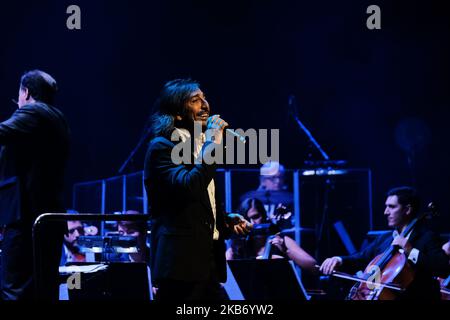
[314,265,405,292]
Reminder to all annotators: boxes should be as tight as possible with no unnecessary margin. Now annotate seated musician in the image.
[320,186,450,300]
[240,161,294,229]
[227,198,317,273]
[60,211,98,266]
[115,211,149,263]
[105,210,149,263]
[60,220,87,265]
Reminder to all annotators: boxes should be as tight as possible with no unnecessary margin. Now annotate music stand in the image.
[227,259,310,300]
[61,262,151,300]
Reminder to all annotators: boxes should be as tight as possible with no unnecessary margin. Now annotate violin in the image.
[346,202,438,300]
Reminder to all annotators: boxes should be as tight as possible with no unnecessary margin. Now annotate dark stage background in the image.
[0,0,449,233]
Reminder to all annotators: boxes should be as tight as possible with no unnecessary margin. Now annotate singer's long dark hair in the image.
[149,79,200,138]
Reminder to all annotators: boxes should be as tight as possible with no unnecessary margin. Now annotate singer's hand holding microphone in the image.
[205,114,246,144]
[205,114,228,144]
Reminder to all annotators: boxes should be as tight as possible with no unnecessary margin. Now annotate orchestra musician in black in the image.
[320,186,450,300]
[0,70,70,300]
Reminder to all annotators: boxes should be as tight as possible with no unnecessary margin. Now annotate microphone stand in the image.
[288,95,329,161]
[118,128,151,175]
[288,95,334,261]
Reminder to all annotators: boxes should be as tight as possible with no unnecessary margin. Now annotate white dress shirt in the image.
[392,229,420,264]
[175,128,220,240]
[336,229,420,265]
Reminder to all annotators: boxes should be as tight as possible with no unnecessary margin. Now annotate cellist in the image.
[320,186,450,300]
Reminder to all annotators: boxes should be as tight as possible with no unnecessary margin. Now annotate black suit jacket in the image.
[341,223,450,300]
[144,135,230,284]
[0,102,70,226]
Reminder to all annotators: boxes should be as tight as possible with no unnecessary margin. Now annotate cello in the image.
[346,203,438,300]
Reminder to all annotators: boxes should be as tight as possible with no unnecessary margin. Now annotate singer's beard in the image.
[175,118,207,133]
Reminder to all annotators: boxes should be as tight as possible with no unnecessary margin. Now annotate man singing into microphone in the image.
[144,79,252,300]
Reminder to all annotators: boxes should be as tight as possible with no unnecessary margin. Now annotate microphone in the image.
[206,115,246,143]
[226,128,246,144]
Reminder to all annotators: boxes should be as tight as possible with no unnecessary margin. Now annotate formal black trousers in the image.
[0,221,64,301]
[155,241,229,301]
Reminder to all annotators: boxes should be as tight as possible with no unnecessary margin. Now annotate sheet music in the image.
[59,264,108,274]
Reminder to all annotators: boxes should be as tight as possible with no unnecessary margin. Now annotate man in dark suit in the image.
[320,186,450,300]
[0,70,70,300]
[144,79,251,300]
